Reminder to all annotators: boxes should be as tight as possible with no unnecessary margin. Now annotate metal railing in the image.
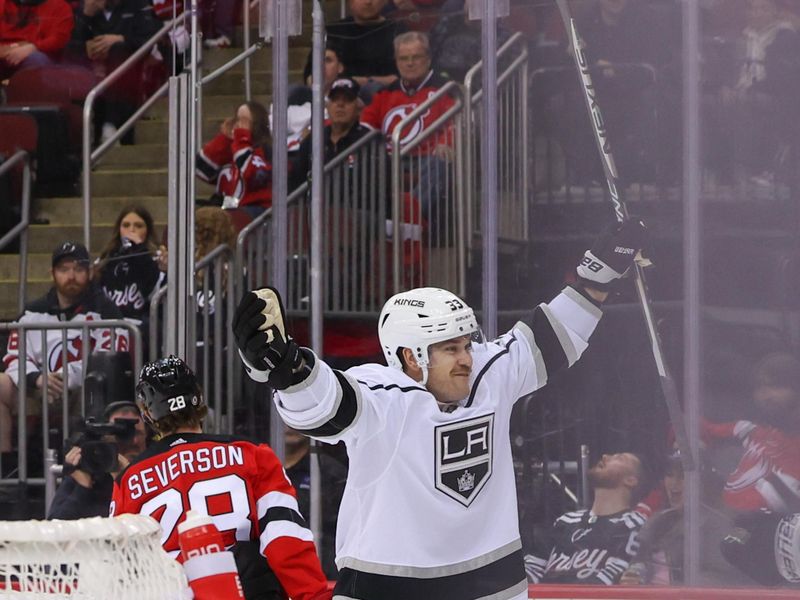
[149,244,235,434]
[0,319,141,486]
[235,131,388,314]
[81,12,188,251]
[464,32,529,247]
[0,150,31,315]
[390,80,467,297]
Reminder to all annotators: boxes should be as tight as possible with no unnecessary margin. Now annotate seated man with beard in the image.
[525,452,648,585]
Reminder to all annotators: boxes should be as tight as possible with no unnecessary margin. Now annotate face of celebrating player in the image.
[405,335,473,405]
[587,452,641,490]
[119,211,148,245]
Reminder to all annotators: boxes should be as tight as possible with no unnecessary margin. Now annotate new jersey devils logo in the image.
[382,100,433,148]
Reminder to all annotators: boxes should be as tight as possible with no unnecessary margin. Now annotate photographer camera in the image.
[48,401,147,520]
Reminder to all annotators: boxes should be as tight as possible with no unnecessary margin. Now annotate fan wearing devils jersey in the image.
[196,101,274,216]
[0,241,127,457]
[702,352,800,513]
[111,356,330,600]
[360,31,455,219]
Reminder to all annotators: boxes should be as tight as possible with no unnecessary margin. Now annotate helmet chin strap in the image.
[420,364,429,387]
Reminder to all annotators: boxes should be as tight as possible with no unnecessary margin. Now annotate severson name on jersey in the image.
[125,444,245,499]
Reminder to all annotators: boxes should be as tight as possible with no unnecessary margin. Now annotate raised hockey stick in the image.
[555,0,694,471]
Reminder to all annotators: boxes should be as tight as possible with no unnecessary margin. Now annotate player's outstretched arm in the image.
[232,287,309,390]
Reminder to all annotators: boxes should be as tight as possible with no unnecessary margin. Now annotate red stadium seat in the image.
[0,113,38,156]
[5,65,97,150]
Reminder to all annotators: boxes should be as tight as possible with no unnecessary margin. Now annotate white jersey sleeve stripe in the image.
[260,520,315,553]
[256,490,300,518]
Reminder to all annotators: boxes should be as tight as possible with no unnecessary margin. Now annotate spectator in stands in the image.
[289,76,370,192]
[47,400,146,519]
[284,427,348,578]
[201,0,234,48]
[279,44,347,153]
[524,452,648,585]
[67,0,160,144]
[707,0,800,187]
[703,352,800,514]
[383,0,445,32]
[620,451,757,586]
[94,205,161,343]
[559,0,674,184]
[0,241,127,463]
[0,0,74,79]
[327,0,408,102]
[360,31,455,221]
[196,101,274,218]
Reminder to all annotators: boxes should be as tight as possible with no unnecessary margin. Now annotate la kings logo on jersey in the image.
[434,414,493,507]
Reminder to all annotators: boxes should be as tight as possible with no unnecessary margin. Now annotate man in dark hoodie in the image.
[67,0,159,143]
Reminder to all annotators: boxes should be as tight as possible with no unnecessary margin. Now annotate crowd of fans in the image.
[2,0,800,593]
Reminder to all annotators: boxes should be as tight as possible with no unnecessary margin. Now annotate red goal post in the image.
[527,584,799,599]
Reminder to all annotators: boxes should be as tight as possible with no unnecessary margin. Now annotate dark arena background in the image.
[1,0,799,597]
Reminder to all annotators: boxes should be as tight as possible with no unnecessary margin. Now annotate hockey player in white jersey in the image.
[233,220,646,600]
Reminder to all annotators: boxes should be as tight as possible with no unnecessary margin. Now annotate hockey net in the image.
[0,514,190,599]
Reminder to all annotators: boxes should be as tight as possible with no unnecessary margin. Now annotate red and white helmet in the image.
[378,288,482,381]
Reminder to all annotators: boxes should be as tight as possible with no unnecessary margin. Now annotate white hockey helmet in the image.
[378,287,482,375]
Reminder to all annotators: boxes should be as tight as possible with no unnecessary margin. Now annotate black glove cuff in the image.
[571,281,608,305]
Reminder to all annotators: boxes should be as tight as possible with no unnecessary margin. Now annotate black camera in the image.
[64,417,139,477]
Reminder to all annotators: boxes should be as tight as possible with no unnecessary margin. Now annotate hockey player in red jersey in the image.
[233,220,646,600]
[111,356,331,600]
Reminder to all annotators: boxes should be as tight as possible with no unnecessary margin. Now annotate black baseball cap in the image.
[52,241,91,268]
[328,76,360,101]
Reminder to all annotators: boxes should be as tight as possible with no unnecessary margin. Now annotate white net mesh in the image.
[0,515,190,599]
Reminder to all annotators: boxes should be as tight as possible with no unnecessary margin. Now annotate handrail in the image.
[0,150,31,315]
[82,12,188,251]
[463,31,526,100]
[0,318,142,485]
[233,130,385,301]
[462,31,529,248]
[201,41,265,86]
[389,79,465,294]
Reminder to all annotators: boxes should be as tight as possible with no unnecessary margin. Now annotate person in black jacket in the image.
[67,0,160,144]
[48,400,147,520]
[94,205,161,353]
[289,76,371,192]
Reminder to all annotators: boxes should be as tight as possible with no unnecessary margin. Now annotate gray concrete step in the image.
[36,196,167,223]
[25,223,167,254]
[0,280,50,320]
[0,253,50,280]
[200,45,309,71]
[91,168,168,197]
[146,94,270,120]
[97,144,169,169]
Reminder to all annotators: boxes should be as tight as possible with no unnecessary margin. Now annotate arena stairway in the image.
[0,38,310,322]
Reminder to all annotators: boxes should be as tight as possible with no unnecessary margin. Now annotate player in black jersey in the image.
[525,452,648,585]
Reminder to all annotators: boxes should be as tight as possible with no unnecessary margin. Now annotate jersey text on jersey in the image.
[435,414,494,507]
[127,445,245,499]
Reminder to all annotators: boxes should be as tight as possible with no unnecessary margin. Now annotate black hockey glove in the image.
[232,287,306,390]
[577,219,647,291]
[720,510,790,586]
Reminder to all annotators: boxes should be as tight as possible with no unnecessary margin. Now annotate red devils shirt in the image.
[360,71,455,156]
[111,432,328,600]
[704,420,800,512]
[196,129,273,209]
